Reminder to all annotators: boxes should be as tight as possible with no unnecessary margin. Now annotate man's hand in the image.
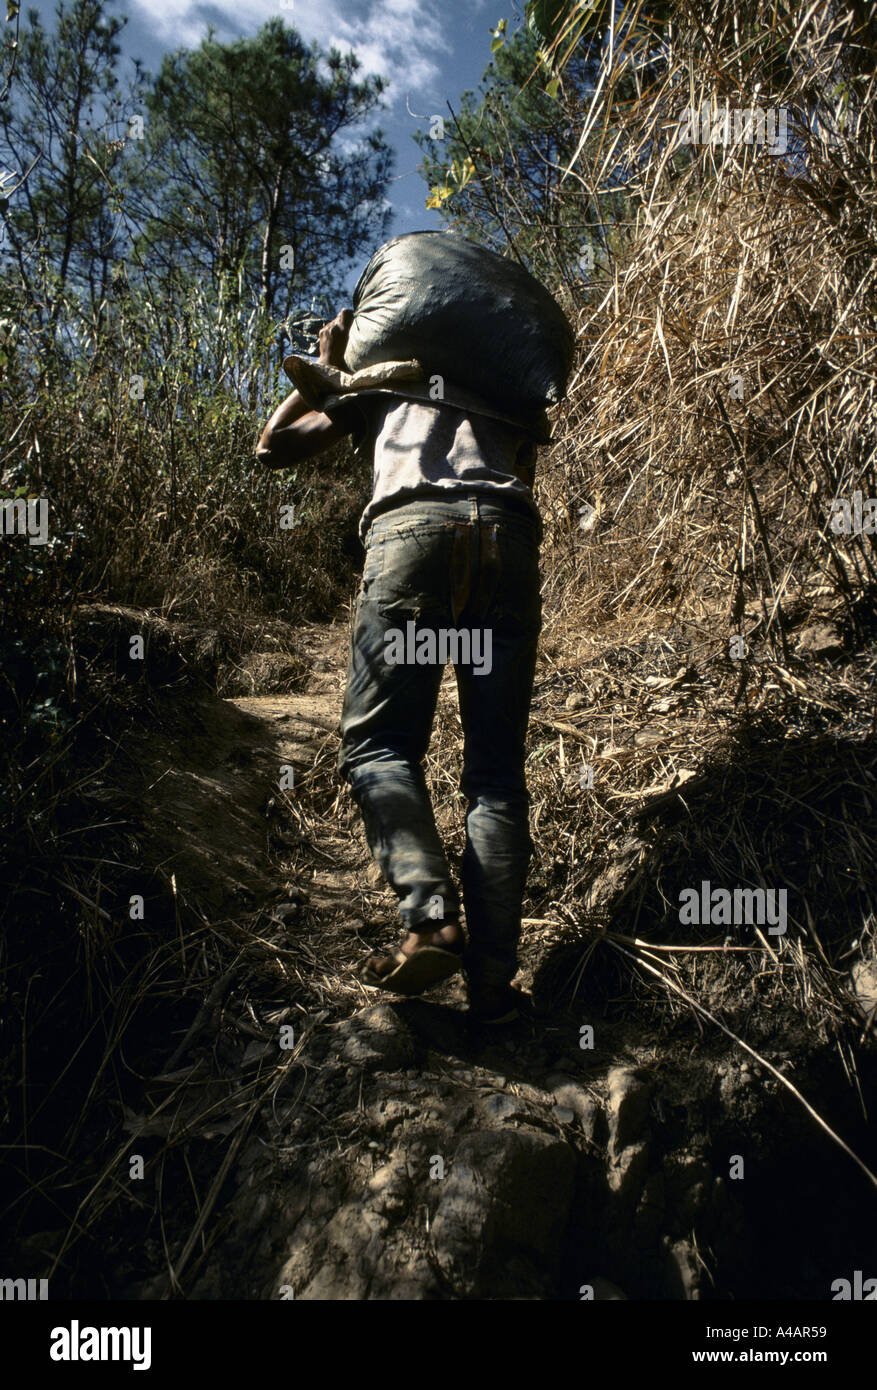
[318,308,353,369]
[255,308,354,466]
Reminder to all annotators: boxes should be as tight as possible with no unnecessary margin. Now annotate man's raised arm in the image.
[255,309,354,468]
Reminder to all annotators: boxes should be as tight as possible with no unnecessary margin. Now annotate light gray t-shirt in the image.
[331,392,541,541]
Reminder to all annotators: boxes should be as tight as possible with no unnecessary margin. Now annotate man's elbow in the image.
[256,414,344,467]
[256,434,286,467]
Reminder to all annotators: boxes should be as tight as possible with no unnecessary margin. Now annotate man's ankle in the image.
[407,919,464,950]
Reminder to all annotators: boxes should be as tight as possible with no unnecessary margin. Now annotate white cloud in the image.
[128,0,450,98]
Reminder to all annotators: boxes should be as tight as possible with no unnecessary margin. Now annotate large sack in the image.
[344,231,574,414]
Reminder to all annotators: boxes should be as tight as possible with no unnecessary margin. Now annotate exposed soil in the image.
[6,607,876,1301]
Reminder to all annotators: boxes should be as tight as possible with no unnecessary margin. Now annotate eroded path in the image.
[76,608,872,1301]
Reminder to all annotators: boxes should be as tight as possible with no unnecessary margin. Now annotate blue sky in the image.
[26,0,521,243]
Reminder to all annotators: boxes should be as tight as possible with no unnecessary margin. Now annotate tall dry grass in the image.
[537,0,876,641]
[422,0,877,1086]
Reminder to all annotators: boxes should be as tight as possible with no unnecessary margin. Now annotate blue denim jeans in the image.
[338,494,542,990]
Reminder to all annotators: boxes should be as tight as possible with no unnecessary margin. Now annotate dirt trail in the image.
[127,619,360,916]
[80,609,873,1302]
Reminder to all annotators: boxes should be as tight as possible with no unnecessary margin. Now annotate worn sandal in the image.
[359,945,463,996]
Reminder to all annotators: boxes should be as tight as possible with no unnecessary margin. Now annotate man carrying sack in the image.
[257,233,572,1024]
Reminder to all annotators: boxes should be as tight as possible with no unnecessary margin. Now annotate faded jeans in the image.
[338,495,542,990]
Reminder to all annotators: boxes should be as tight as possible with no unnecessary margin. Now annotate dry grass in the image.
[422,0,877,1082]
